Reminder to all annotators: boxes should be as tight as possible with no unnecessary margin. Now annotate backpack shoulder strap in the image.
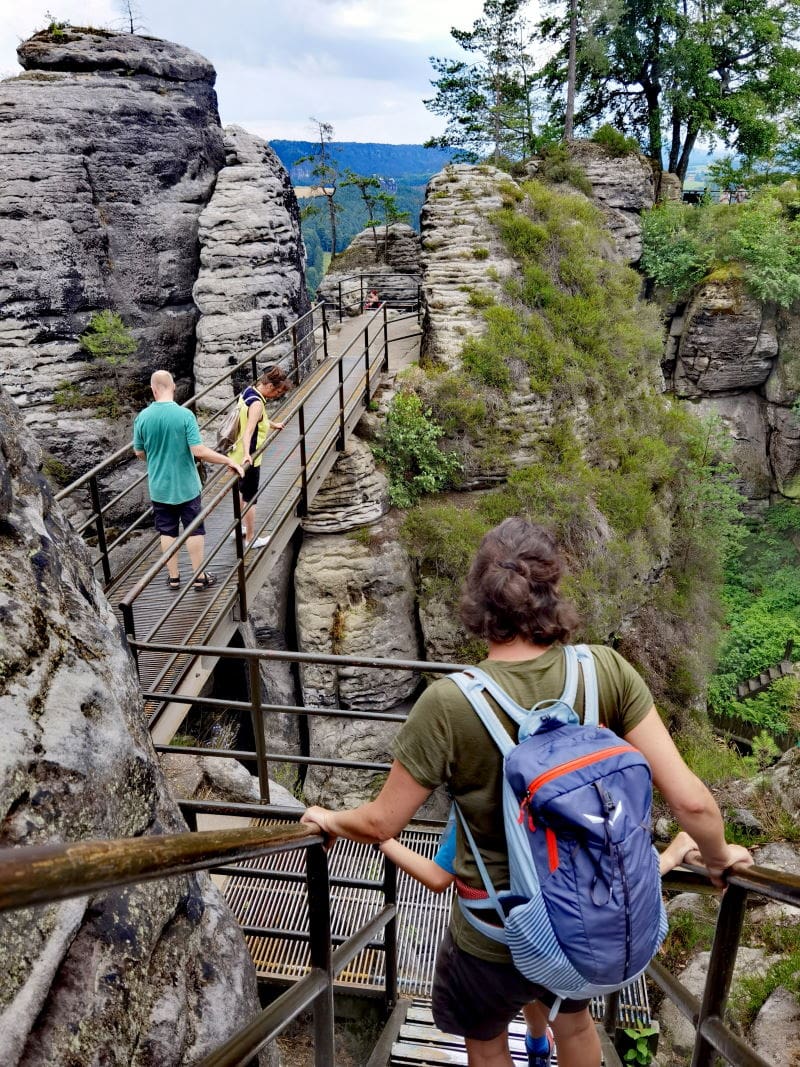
[573,644,599,726]
[449,670,519,756]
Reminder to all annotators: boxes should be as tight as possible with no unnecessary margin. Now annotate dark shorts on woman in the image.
[238,463,261,503]
[431,929,590,1041]
[152,495,205,538]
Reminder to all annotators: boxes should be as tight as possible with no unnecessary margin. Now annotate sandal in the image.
[192,572,216,591]
[167,574,181,590]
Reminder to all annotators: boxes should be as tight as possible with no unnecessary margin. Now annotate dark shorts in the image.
[431,929,590,1041]
[152,495,205,538]
[238,463,261,503]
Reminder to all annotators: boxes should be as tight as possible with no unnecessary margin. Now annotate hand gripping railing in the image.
[0,821,399,1067]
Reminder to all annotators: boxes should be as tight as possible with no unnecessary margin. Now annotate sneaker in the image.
[229,525,247,540]
[249,535,271,550]
[526,1029,554,1067]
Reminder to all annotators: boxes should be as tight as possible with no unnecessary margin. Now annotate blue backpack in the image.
[450,644,668,1002]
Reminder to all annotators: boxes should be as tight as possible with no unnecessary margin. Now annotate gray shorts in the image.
[431,929,589,1041]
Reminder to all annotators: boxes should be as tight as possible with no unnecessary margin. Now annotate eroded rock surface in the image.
[193,125,311,408]
[0,29,225,482]
[301,438,389,534]
[317,224,421,313]
[0,387,269,1066]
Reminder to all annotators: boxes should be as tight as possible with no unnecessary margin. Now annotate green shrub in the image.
[373,393,461,508]
[472,246,490,259]
[52,381,84,410]
[591,124,640,157]
[536,144,592,195]
[640,202,712,297]
[401,503,488,584]
[80,309,138,389]
[467,289,495,309]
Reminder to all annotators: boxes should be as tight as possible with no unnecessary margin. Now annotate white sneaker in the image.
[249,535,271,550]
[229,525,247,540]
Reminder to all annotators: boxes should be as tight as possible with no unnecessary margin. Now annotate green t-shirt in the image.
[133,401,203,505]
[391,644,654,962]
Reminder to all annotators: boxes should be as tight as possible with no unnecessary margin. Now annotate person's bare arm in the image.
[190,443,244,477]
[626,708,752,886]
[240,400,264,465]
[659,830,701,876]
[301,760,432,845]
[379,838,454,893]
[134,449,146,460]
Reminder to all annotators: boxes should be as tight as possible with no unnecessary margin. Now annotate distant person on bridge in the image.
[363,287,381,310]
[228,365,292,550]
[133,370,243,591]
[302,517,752,1067]
[379,825,700,1067]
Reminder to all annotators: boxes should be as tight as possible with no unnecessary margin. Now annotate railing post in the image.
[298,403,309,517]
[247,653,271,803]
[232,486,248,622]
[337,355,346,452]
[690,882,748,1067]
[383,853,398,1013]
[338,280,343,323]
[251,352,258,382]
[363,326,370,407]
[382,304,389,374]
[360,274,364,311]
[119,601,139,675]
[603,989,619,1037]
[307,844,335,1067]
[89,475,112,585]
[322,306,330,362]
[292,323,300,384]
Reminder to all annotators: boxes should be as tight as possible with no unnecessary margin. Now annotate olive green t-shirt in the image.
[391,644,654,961]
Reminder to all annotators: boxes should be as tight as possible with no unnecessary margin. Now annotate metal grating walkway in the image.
[221,822,653,1029]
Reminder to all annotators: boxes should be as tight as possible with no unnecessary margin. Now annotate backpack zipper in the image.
[524,745,632,801]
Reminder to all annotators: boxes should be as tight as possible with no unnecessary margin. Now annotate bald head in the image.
[150,370,175,399]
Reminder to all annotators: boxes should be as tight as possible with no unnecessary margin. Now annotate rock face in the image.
[666,280,799,503]
[0,388,270,1066]
[317,224,421,313]
[558,141,656,263]
[301,438,389,534]
[193,125,311,408]
[294,518,421,806]
[0,29,226,480]
[421,164,518,368]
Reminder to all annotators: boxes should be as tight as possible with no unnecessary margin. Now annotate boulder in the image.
[762,748,800,821]
[674,283,777,396]
[301,438,389,533]
[768,403,800,498]
[0,387,270,1066]
[0,29,226,483]
[658,947,781,1064]
[750,987,800,1066]
[193,125,311,409]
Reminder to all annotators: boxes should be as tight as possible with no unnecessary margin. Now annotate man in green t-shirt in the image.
[133,370,243,591]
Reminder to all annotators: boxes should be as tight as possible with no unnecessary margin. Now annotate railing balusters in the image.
[691,883,748,1067]
[89,474,112,585]
[298,403,308,517]
[247,653,270,804]
[232,485,247,622]
[307,844,336,1067]
[292,323,300,384]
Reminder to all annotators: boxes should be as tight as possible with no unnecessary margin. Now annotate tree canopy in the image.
[537,0,800,180]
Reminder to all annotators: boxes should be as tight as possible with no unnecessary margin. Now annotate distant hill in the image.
[270,141,456,185]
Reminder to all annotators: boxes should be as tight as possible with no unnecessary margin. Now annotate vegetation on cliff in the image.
[395,175,744,726]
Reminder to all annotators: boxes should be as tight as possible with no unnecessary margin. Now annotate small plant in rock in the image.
[52,381,84,410]
[374,392,461,508]
[80,309,138,391]
[618,1025,659,1064]
[591,124,640,157]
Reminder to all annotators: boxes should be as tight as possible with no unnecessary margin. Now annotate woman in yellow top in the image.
[229,365,291,549]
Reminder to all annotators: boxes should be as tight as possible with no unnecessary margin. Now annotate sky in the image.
[0,0,498,143]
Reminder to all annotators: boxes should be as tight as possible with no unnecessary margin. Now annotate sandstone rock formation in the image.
[317,223,421,314]
[294,518,420,807]
[193,125,311,409]
[667,279,799,503]
[421,164,518,368]
[526,141,656,263]
[0,388,270,1065]
[0,28,225,481]
[301,438,389,534]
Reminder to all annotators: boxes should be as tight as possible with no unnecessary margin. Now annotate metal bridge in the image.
[5,277,799,1067]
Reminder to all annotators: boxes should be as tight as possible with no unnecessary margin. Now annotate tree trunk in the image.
[675,125,699,185]
[565,0,577,141]
[327,194,337,257]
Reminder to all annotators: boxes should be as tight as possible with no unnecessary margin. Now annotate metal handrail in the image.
[138,641,800,1066]
[0,821,399,1067]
